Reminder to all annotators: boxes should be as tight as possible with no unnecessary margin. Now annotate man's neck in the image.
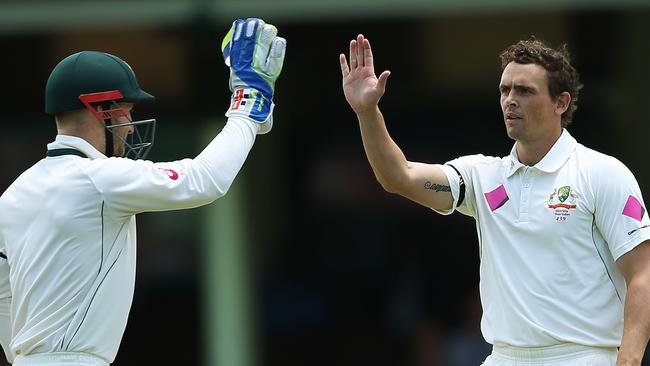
[515,129,563,166]
[56,128,105,155]
[56,114,107,152]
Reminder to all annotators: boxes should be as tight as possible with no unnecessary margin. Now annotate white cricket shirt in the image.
[436,129,650,348]
[0,259,10,363]
[0,116,258,363]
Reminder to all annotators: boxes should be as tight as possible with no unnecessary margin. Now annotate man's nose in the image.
[504,91,518,108]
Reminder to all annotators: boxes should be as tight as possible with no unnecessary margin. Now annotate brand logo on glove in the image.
[232,89,246,109]
[231,88,259,110]
[230,88,263,113]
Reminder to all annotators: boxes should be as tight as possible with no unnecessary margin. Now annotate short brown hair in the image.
[499,37,583,127]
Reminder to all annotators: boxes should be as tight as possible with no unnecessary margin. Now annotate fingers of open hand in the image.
[377,70,391,92]
[355,34,365,69]
[349,39,357,70]
[339,54,350,78]
[348,35,373,71]
[363,38,373,68]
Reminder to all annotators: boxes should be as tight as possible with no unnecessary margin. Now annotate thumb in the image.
[377,70,391,92]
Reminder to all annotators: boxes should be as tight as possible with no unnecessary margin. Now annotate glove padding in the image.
[222,18,286,134]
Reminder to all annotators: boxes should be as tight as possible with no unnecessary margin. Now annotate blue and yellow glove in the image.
[222,18,286,134]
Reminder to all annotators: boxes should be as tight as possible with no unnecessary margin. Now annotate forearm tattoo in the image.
[424,181,451,192]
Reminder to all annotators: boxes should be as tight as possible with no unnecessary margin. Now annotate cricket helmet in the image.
[45,51,154,114]
[45,51,157,160]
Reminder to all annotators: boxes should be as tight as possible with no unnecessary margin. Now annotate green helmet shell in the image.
[45,51,155,114]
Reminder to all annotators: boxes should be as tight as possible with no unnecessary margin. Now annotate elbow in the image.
[379,180,398,194]
[211,182,230,200]
[192,158,234,202]
[376,175,405,195]
[189,183,227,207]
[373,163,412,195]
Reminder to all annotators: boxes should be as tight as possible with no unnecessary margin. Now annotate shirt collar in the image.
[46,135,107,160]
[506,129,577,177]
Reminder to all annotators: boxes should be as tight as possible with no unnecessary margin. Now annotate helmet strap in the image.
[104,119,114,157]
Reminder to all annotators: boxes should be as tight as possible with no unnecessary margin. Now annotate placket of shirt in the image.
[519,166,534,222]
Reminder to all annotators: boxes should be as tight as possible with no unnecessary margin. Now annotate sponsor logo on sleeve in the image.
[628,224,650,235]
[158,168,179,181]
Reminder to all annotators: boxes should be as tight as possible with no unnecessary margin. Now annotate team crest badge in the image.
[558,186,571,203]
[548,186,578,221]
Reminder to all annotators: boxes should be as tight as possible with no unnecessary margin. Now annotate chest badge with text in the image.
[547,186,578,221]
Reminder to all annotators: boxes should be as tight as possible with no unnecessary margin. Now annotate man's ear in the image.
[556,92,571,115]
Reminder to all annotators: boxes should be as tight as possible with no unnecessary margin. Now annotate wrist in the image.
[355,105,381,121]
[227,115,260,132]
[616,355,642,366]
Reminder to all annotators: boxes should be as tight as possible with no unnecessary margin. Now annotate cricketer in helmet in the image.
[45,51,156,160]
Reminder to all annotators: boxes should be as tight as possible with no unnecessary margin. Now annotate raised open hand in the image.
[340,34,391,115]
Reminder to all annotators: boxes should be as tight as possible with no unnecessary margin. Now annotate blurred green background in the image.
[1,0,649,365]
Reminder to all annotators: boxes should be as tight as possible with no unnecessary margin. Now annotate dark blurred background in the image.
[1,0,649,365]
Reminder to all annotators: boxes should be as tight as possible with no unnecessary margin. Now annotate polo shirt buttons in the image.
[519,167,533,221]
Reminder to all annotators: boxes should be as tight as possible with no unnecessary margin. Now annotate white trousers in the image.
[482,344,618,366]
[13,352,109,366]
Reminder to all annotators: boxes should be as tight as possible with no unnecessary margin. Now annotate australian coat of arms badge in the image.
[548,186,578,221]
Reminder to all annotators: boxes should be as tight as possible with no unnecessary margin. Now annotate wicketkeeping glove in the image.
[221,18,286,134]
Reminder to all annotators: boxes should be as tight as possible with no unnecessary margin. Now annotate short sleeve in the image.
[593,156,650,260]
[433,154,492,218]
[433,164,461,216]
[0,259,12,363]
[0,257,9,300]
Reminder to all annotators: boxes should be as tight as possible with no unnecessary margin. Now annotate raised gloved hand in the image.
[221,18,286,134]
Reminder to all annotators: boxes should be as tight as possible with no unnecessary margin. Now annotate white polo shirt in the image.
[0,116,258,364]
[437,129,650,348]
[0,259,10,363]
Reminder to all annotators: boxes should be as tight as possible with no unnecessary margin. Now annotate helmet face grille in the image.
[81,91,157,160]
[107,118,157,160]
